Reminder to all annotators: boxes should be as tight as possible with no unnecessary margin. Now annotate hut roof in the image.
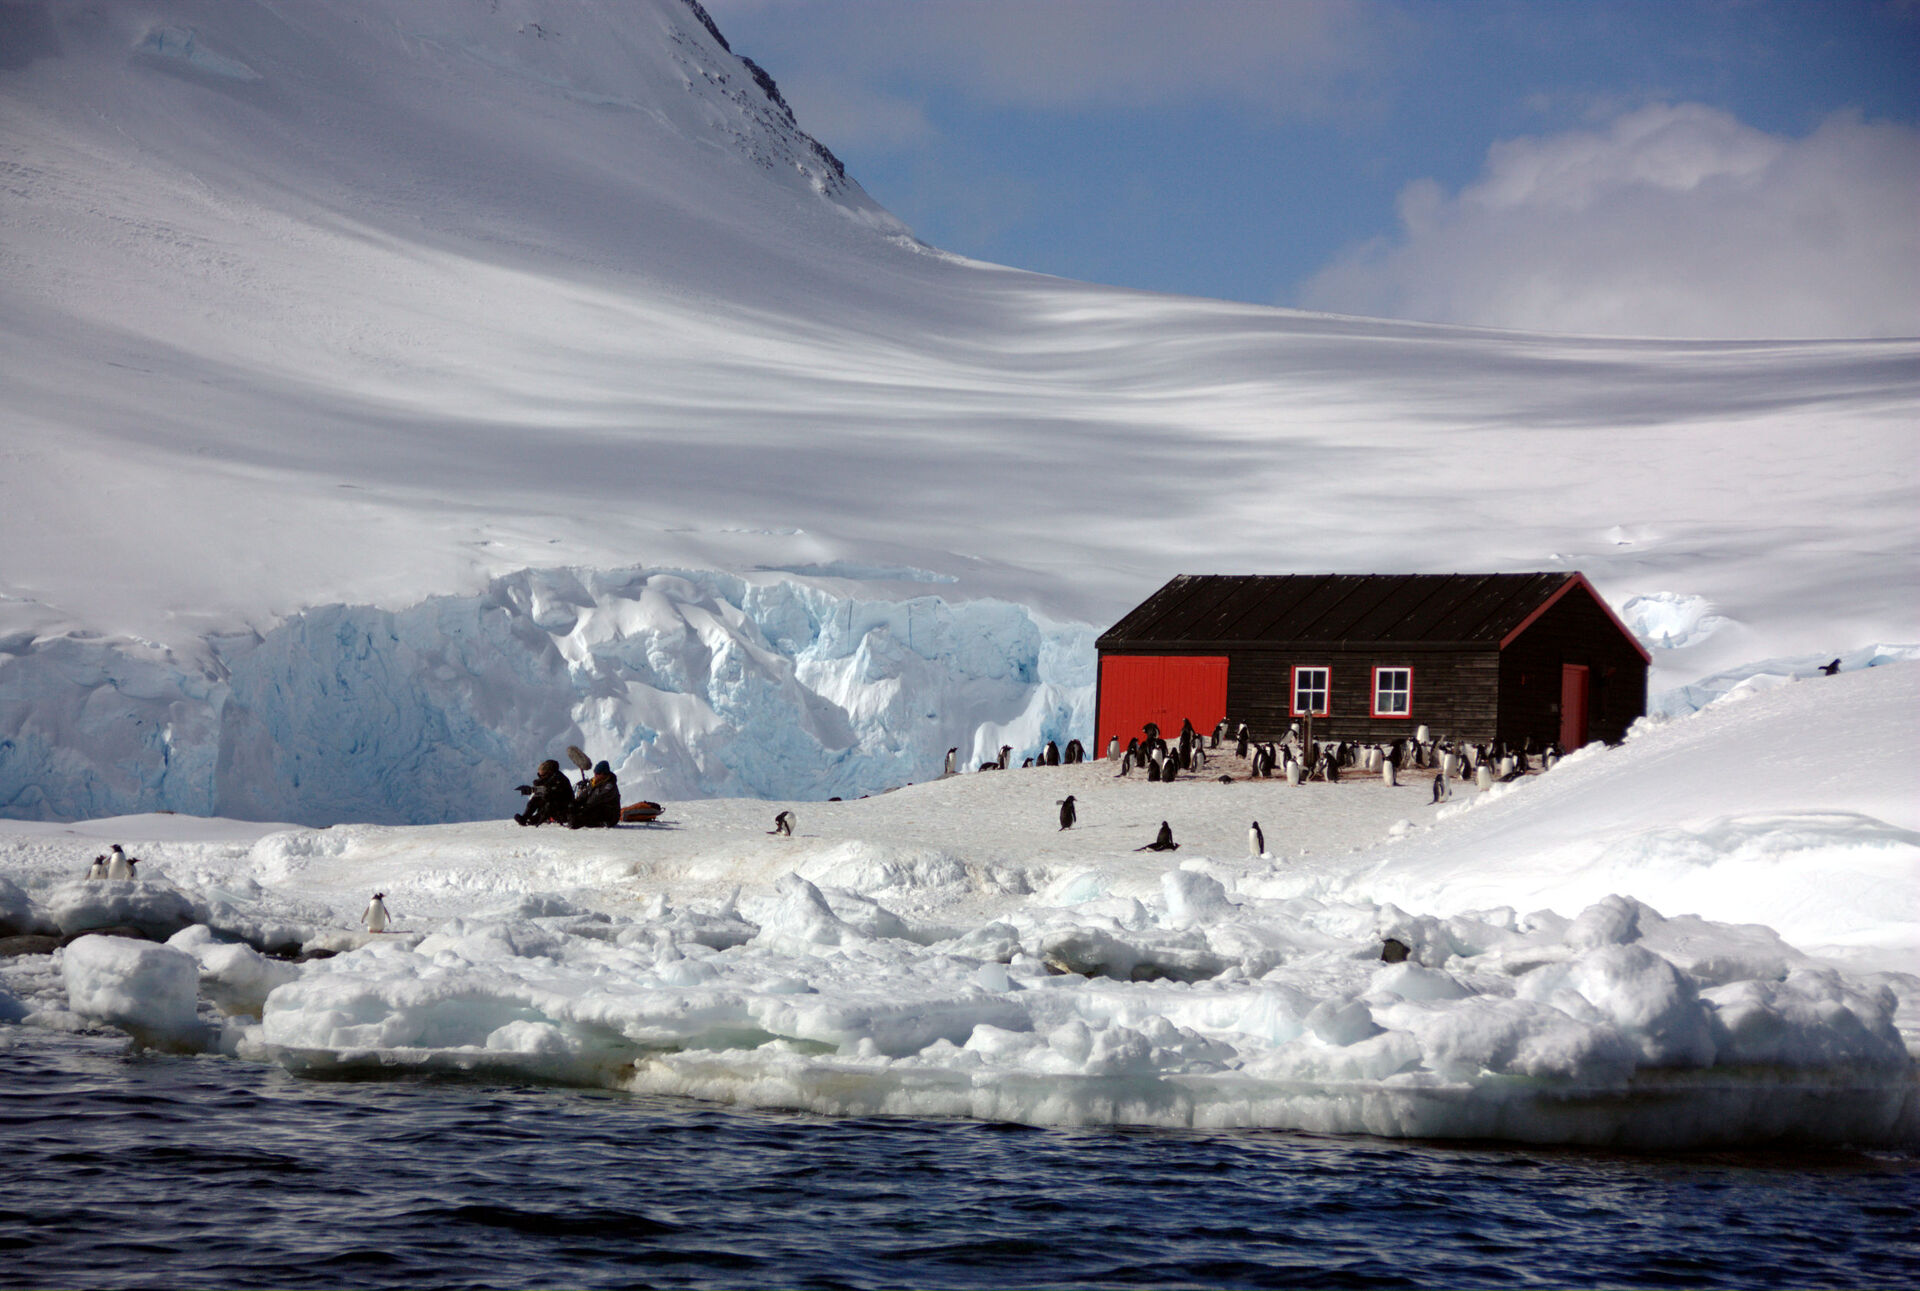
[1097,573,1647,659]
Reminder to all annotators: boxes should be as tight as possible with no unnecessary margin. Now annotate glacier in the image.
[0,570,1093,825]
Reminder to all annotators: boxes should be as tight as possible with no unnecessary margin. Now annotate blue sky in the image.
[705,0,1918,337]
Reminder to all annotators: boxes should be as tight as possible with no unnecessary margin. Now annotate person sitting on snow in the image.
[514,759,575,826]
[568,761,621,829]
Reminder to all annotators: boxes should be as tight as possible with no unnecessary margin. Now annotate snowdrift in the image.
[3,663,1914,1150]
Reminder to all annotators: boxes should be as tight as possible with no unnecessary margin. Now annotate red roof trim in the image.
[1498,572,1652,663]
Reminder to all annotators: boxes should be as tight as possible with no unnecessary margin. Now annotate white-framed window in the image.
[1372,666,1412,718]
[1291,666,1330,717]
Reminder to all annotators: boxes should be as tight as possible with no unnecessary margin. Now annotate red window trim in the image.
[1290,665,1331,717]
[1371,665,1413,718]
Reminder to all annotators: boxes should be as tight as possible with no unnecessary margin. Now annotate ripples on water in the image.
[3,1032,1915,1290]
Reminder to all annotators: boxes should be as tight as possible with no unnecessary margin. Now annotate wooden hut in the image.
[1094,573,1649,753]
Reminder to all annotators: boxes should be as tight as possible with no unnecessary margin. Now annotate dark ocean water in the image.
[4,1031,1916,1290]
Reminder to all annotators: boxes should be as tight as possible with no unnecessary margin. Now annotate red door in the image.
[1560,664,1590,750]
[1097,655,1228,754]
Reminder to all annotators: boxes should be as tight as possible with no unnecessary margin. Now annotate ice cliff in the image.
[0,571,1094,826]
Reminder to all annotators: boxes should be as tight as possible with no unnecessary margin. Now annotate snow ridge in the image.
[0,571,1092,827]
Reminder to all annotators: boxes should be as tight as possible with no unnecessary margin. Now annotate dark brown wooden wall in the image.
[1213,647,1502,744]
[1497,590,1648,746]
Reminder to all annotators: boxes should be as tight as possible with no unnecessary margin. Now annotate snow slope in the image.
[1,0,1916,817]
[1,661,1913,1149]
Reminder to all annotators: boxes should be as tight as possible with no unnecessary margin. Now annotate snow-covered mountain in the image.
[2,0,1915,822]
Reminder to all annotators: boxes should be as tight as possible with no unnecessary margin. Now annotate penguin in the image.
[1431,772,1448,804]
[1820,658,1841,676]
[1249,821,1265,857]
[105,844,132,881]
[1146,756,1162,782]
[1106,735,1120,761]
[1190,743,1206,770]
[1212,719,1227,748]
[1476,763,1494,791]
[362,893,390,933]
[1022,757,1034,768]
[944,747,957,776]
[998,745,1012,771]
[1142,722,1160,744]
[1135,821,1179,852]
[1065,739,1085,765]
[1118,750,1134,776]
[85,855,108,881]
[1044,740,1060,767]
[1235,726,1250,759]
[1058,795,1077,830]
[771,810,795,836]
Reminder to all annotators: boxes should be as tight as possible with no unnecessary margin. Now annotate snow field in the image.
[3,664,1915,1149]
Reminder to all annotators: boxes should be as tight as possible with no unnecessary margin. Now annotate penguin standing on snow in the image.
[362,893,390,933]
[944,748,957,776]
[1106,735,1120,761]
[1431,772,1449,804]
[1249,821,1265,857]
[85,854,108,881]
[105,845,133,881]
[998,745,1012,770]
[1058,795,1077,830]
[770,810,795,837]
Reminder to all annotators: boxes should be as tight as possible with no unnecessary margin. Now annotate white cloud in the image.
[1296,104,1920,339]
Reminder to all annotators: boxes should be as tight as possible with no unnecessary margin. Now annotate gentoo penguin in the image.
[86,854,108,881]
[770,810,795,837]
[1118,750,1134,776]
[1249,821,1265,857]
[1235,726,1250,759]
[1065,739,1085,764]
[1146,756,1162,782]
[998,745,1012,770]
[1045,740,1060,767]
[1431,773,1448,804]
[1058,795,1077,830]
[1106,735,1120,761]
[1820,658,1842,675]
[105,845,132,881]
[1135,821,1179,852]
[1022,757,1034,768]
[362,893,390,933]
[944,747,957,776]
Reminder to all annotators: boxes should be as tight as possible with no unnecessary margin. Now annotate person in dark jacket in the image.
[514,759,575,826]
[569,761,621,829]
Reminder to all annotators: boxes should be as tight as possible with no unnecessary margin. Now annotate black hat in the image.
[593,761,611,775]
